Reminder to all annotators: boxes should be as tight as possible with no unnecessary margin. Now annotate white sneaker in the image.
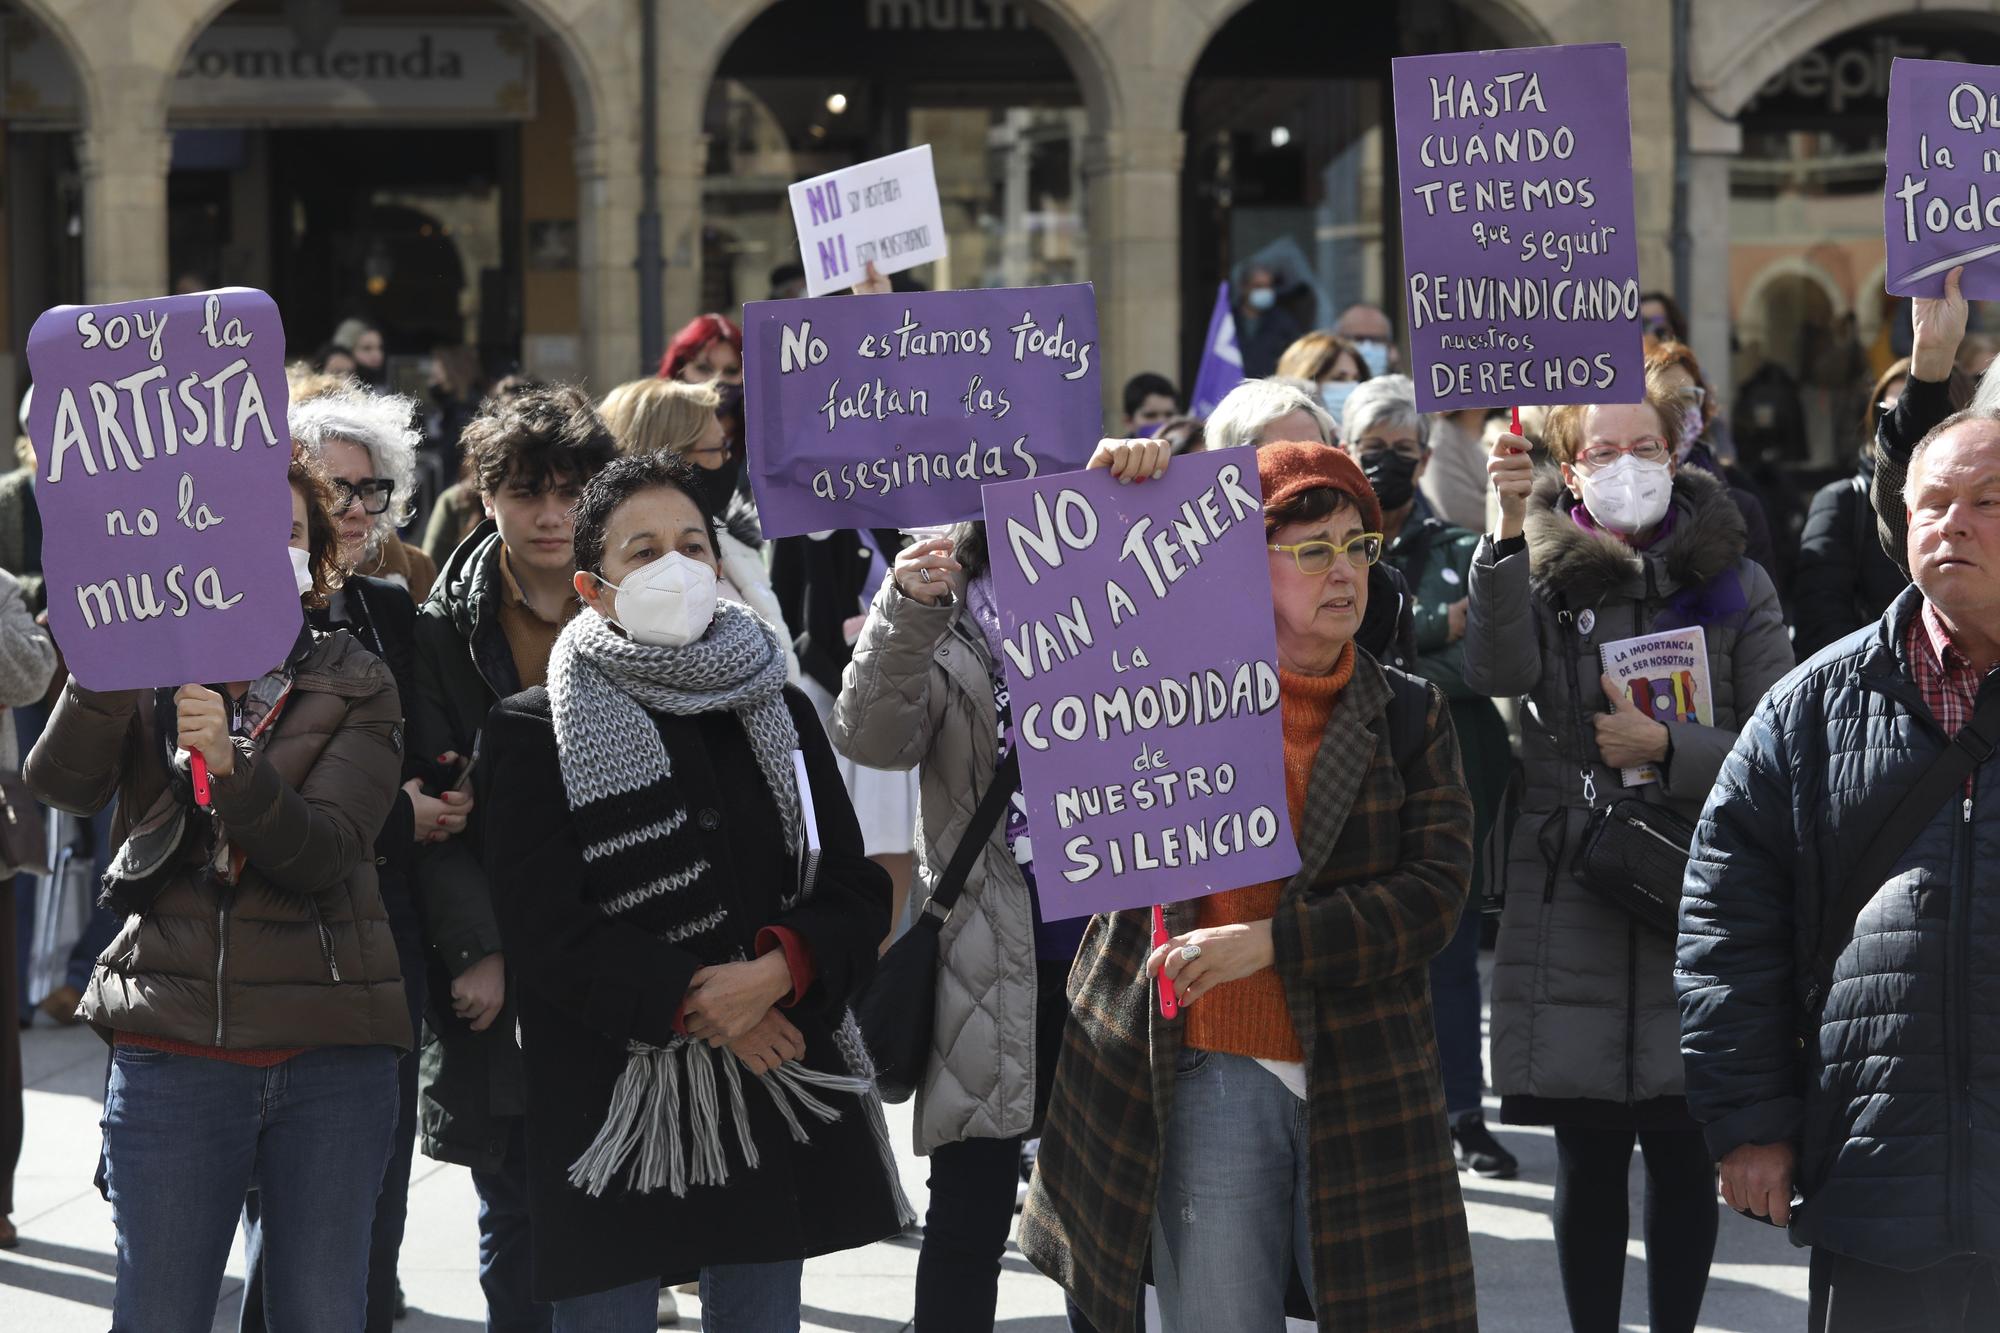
[657,1287,679,1326]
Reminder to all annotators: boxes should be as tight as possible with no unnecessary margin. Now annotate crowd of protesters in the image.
[0,249,1996,1333]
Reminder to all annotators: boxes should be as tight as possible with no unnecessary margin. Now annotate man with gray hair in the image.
[1680,406,2000,1328]
[290,384,436,600]
[1203,377,1417,670]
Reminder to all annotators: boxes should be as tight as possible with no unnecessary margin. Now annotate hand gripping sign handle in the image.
[191,751,212,808]
[1153,903,1179,1019]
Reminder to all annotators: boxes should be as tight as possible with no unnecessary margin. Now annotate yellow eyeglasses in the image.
[1267,533,1384,575]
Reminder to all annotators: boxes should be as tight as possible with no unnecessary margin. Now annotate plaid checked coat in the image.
[1019,654,1479,1332]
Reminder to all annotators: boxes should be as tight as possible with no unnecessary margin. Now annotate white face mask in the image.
[596,551,718,648]
[289,545,314,597]
[1320,379,1358,423]
[1574,453,1673,535]
[1355,339,1391,377]
[1247,287,1277,312]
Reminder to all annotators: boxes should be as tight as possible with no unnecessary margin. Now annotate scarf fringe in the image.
[566,1024,903,1206]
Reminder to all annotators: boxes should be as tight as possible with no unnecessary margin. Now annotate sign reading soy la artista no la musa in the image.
[980,450,1300,920]
[27,288,301,693]
[1885,57,2000,297]
[1392,43,1643,412]
[744,283,1101,539]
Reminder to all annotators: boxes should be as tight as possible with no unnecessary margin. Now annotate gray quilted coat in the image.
[1463,468,1793,1115]
[832,573,1038,1155]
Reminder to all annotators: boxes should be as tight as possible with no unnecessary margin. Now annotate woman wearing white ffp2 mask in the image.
[476,449,911,1329]
[1462,391,1793,1333]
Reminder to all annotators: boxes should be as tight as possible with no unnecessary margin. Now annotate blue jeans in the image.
[1428,895,1485,1118]
[102,1042,399,1333]
[549,1263,803,1332]
[472,1121,552,1332]
[1150,1049,1313,1332]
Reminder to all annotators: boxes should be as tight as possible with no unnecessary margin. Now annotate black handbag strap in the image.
[915,749,1021,932]
[1803,685,2000,1021]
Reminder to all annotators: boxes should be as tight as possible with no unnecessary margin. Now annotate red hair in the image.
[658,314,743,380]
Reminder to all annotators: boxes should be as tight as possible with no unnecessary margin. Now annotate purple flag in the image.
[1885,58,2000,297]
[743,284,1101,539]
[979,450,1299,920]
[1187,282,1244,419]
[26,288,299,692]
[1392,43,1644,412]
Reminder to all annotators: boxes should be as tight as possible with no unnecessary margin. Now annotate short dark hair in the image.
[1639,290,1689,344]
[287,447,343,609]
[1123,372,1180,418]
[465,384,617,498]
[571,451,719,577]
[1263,485,1360,538]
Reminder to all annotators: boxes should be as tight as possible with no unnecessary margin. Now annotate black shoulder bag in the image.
[1554,596,1697,937]
[1801,686,2000,1029]
[854,750,1020,1104]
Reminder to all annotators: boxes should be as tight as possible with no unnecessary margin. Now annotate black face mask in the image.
[692,452,743,518]
[1360,450,1419,514]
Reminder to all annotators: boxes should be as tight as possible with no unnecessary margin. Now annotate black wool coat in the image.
[480,683,906,1301]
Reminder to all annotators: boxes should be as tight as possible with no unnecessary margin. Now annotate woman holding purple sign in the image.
[832,440,1165,1332]
[1020,441,1477,1333]
[25,449,412,1333]
[1466,382,1792,1333]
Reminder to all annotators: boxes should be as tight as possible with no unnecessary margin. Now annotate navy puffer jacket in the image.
[1678,586,2000,1267]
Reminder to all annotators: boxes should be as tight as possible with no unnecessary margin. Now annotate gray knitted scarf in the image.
[548,604,910,1217]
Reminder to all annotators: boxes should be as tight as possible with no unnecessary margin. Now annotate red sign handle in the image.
[1153,904,1179,1019]
[191,751,211,808]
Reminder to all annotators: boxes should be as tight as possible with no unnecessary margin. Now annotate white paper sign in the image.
[789,145,948,298]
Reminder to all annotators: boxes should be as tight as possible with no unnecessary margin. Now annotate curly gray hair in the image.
[288,387,422,553]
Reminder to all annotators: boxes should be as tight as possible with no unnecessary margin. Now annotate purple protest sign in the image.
[26,288,299,692]
[979,451,1298,920]
[1392,43,1643,412]
[744,284,1100,539]
[1885,58,2000,297]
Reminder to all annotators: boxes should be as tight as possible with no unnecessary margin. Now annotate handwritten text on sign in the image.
[980,452,1299,919]
[1392,43,1643,412]
[1884,58,2000,297]
[26,288,300,692]
[744,283,1100,538]
[789,145,948,299]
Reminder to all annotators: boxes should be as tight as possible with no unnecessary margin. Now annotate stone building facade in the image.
[0,0,1992,431]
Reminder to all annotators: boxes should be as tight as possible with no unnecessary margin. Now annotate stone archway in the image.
[36,0,640,387]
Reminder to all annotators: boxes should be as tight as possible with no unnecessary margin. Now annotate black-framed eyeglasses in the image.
[333,477,396,516]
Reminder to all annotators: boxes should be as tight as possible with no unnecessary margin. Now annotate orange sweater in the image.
[1186,644,1354,1063]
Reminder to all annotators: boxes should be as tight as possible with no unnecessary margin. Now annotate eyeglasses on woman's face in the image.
[1268,532,1384,575]
[333,477,396,516]
[1574,437,1670,471]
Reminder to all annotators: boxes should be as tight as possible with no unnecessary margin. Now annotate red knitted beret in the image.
[1254,440,1383,535]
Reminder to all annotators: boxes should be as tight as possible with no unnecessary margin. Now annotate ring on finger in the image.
[1179,943,1202,964]
[919,567,933,584]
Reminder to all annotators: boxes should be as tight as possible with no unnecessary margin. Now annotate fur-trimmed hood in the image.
[1523,465,1746,606]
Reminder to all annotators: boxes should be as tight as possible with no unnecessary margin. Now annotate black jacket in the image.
[770,529,902,697]
[1360,562,1420,674]
[481,683,905,1299]
[1869,373,1956,579]
[1792,459,1911,659]
[409,520,526,1171]
[1681,587,2000,1267]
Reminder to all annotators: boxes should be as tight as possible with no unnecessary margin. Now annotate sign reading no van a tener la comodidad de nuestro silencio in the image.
[26,288,301,693]
[980,449,1300,920]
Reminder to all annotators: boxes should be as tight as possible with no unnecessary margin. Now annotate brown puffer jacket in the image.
[26,631,413,1052]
